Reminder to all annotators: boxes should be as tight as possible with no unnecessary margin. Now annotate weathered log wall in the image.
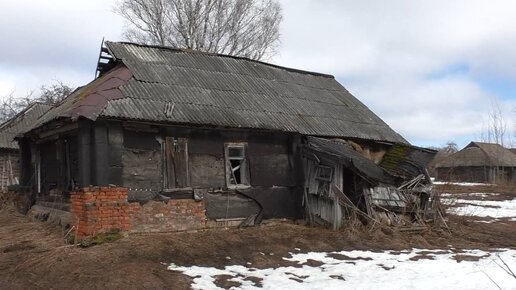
[0,150,19,192]
[108,122,303,220]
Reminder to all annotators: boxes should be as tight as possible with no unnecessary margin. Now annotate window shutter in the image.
[175,138,189,188]
[164,137,189,189]
[165,137,176,188]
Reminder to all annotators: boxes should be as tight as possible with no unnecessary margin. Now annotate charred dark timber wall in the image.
[23,119,304,220]
[110,121,303,220]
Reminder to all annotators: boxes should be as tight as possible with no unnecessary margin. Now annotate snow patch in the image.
[433,181,495,186]
[446,198,516,221]
[167,249,516,290]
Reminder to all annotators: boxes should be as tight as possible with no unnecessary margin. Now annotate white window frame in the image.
[225,143,250,189]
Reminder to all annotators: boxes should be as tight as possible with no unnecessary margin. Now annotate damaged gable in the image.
[301,137,437,229]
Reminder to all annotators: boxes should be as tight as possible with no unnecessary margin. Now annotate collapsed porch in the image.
[301,137,437,230]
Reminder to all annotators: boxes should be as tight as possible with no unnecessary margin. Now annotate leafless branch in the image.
[114,0,282,60]
[0,81,73,123]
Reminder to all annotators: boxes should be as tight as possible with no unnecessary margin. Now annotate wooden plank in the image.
[56,139,66,190]
[165,137,176,188]
[331,184,378,223]
[93,125,109,186]
[175,138,189,187]
[77,120,92,188]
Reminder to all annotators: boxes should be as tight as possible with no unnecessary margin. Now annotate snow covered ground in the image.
[433,181,495,186]
[168,248,516,290]
[441,190,516,222]
[167,189,516,289]
[445,198,516,222]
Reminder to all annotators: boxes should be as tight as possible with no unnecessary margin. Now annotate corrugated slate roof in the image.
[380,144,437,178]
[304,136,398,185]
[25,41,408,144]
[0,103,53,149]
[435,141,516,167]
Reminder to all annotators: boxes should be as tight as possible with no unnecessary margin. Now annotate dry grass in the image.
[0,184,514,289]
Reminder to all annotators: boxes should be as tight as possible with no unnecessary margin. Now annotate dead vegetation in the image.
[0,185,514,289]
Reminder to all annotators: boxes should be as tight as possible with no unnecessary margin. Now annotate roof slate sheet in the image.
[0,103,53,149]
[24,41,408,144]
[304,136,398,185]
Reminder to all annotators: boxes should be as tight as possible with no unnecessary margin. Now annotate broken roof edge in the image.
[104,41,336,79]
[20,64,132,137]
[95,115,413,146]
[303,136,400,185]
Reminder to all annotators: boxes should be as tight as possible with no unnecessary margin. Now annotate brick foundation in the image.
[129,199,206,233]
[70,187,207,238]
[70,187,131,238]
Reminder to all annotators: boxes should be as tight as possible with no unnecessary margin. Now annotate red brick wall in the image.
[70,187,131,238]
[128,199,206,233]
[70,187,207,238]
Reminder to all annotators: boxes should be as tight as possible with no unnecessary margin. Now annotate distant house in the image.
[18,42,435,235]
[0,103,52,192]
[434,141,516,184]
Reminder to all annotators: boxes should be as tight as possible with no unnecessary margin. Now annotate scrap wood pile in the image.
[312,174,447,232]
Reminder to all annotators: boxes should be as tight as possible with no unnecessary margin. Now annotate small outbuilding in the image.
[0,103,52,192]
[434,141,516,184]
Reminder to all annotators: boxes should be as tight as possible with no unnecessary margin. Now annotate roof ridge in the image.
[105,41,336,79]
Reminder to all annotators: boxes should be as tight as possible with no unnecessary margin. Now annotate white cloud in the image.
[273,0,516,147]
[1,0,516,147]
[0,0,123,97]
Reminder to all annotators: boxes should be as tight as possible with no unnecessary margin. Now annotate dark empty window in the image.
[225,143,249,187]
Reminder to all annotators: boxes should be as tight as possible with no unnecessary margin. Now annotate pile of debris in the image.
[301,137,441,231]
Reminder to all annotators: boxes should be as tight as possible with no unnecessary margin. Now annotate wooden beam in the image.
[38,123,78,139]
[77,120,92,187]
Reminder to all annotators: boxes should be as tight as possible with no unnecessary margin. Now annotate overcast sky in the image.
[1,0,515,148]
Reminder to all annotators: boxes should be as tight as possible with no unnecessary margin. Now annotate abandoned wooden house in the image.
[434,141,516,184]
[0,103,52,192]
[17,42,435,236]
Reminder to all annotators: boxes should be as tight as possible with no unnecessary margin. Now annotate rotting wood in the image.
[38,123,78,139]
[165,137,176,188]
[331,184,378,224]
[175,138,189,188]
[164,137,189,189]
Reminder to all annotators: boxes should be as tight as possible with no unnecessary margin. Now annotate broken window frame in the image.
[315,165,334,196]
[365,186,407,210]
[225,143,250,189]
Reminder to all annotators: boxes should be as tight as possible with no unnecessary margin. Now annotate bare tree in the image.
[0,91,20,123]
[38,81,74,106]
[427,141,458,175]
[0,81,73,123]
[479,98,512,184]
[481,98,508,146]
[114,0,282,60]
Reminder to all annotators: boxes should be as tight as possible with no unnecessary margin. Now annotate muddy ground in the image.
[0,184,514,290]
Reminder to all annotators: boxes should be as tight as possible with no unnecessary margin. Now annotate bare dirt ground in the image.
[0,184,515,290]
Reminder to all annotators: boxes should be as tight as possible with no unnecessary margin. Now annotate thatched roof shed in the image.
[435,141,516,168]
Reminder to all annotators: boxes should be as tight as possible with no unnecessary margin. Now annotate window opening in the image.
[315,165,333,196]
[225,143,249,187]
